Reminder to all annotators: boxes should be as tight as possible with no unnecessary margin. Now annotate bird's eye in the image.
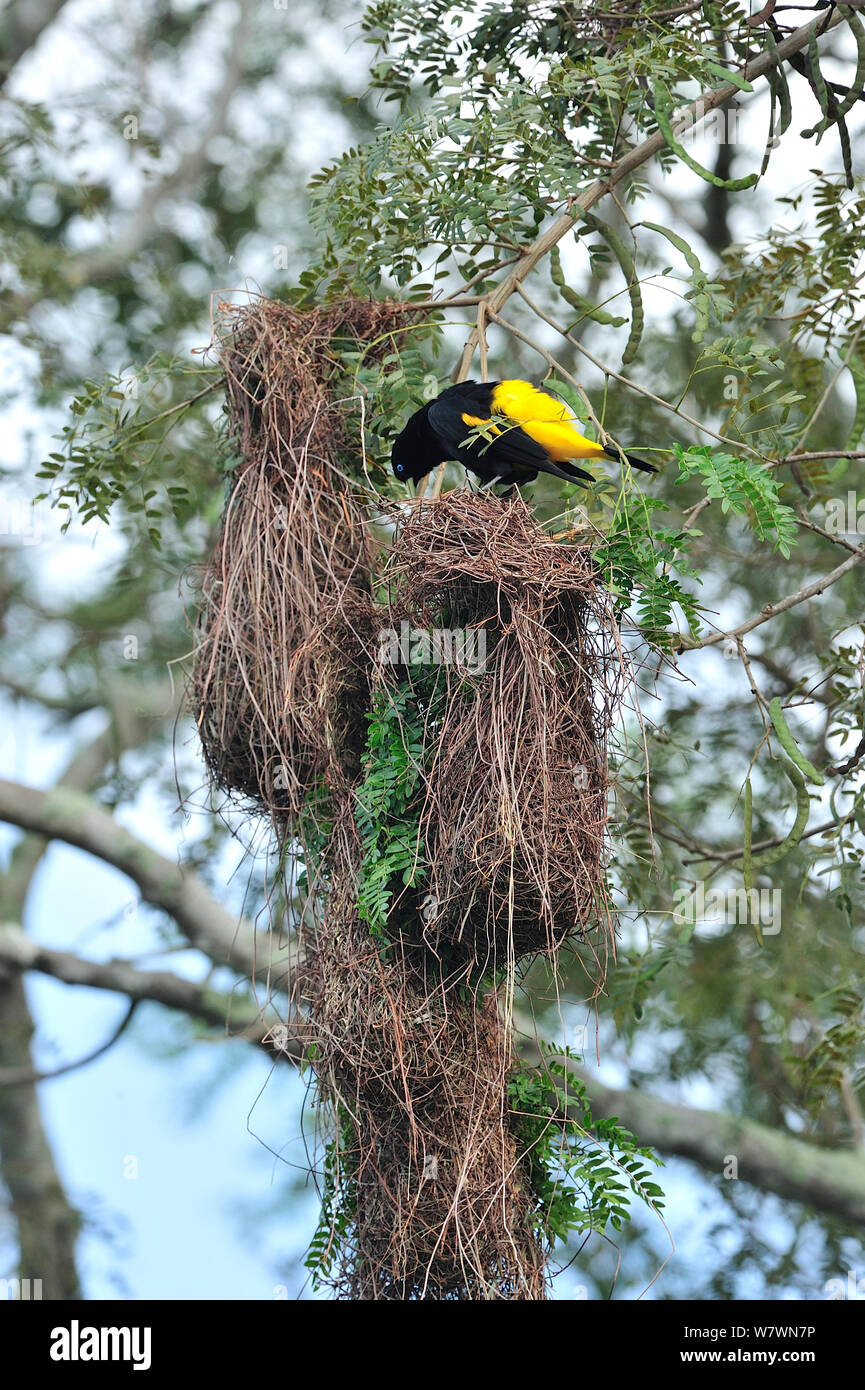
[396,463,404,474]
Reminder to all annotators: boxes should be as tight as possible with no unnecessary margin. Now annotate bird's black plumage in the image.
[391,379,655,490]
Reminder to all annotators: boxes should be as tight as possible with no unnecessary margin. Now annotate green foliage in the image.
[305,1111,357,1289]
[295,789,335,897]
[549,243,626,329]
[308,0,858,305]
[795,989,865,1121]
[641,221,730,343]
[577,212,644,365]
[593,493,703,651]
[675,445,798,556]
[605,917,698,1034]
[846,341,865,452]
[332,316,445,483]
[653,83,758,192]
[510,1045,665,1246]
[725,177,865,359]
[354,680,434,944]
[768,699,824,786]
[34,357,224,546]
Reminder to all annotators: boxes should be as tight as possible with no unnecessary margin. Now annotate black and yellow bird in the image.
[391,378,656,491]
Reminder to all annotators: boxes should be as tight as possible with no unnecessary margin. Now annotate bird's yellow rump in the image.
[390,376,656,490]
[487,380,608,462]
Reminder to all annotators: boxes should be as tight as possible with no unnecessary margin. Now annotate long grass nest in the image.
[382,490,623,972]
[300,834,548,1301]
[190,294,633,1300]
[190,297,410,819]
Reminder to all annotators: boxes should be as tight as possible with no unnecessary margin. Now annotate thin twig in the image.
[0,1002,139,1087]
[677,544,865,651]
[514,282,763,457]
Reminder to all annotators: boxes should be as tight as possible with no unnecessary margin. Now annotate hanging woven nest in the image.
[383,491,624,969]
[299,829,548,1301]
[190,297,408,818]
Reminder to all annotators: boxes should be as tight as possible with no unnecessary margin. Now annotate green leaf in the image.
[703,58,753,93]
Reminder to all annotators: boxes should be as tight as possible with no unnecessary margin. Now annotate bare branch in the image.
[0,680,182,914]
[0,998,139,1087]
[573,1065,865,1226]
[678,544,865,651]
[796,514,864,556]
[0,778,278,985]
[0,924,302,1065]
[0,672,100,717]
[0,703,172,1298]
[779,450,865,464]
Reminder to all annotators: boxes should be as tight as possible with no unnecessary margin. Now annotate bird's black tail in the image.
[604,446,657,474]
[540,457,597,486]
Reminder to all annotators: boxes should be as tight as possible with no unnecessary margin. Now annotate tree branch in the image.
[451,8,846,381]
[0,778,278,985]
[0,706,161,1298]
[0,680,181,914]
[0,672,100,716]
[0,966,81,1297]
[510,282,763,456]
[0,997,139,1087]
[573,1067,865,1227]
[678,544,865,651]
[420,11,843,497]
[0,924,303,1066]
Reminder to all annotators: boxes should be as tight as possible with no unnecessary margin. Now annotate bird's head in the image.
[391,404,443,491]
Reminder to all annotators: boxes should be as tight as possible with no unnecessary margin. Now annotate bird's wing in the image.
[427,396,547,475]
[426,394,476,458]
[520,419,607,462]
[492,380,607,462]
[429,391,596,485]
[492,379,573,424]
